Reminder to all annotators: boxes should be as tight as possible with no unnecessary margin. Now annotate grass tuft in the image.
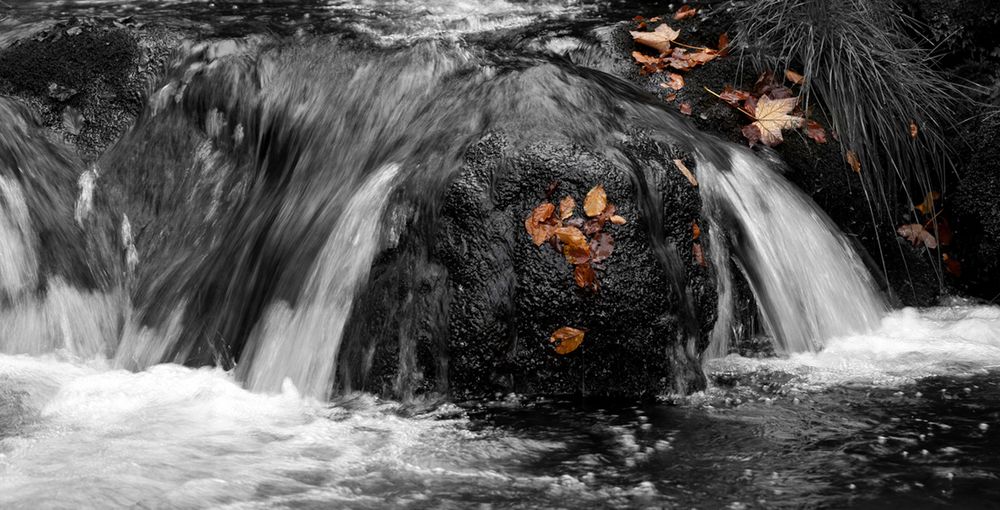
[734,0,969,215]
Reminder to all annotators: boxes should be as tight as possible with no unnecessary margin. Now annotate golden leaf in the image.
[550,326,585,355]
[583,185,608,217]
[749,95,803,146]
[629,23,681,54]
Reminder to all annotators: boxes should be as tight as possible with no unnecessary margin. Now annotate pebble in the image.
[979,423,989,432]
[915,392,923,398]
[877,436,887,445]
[848,483,856,490]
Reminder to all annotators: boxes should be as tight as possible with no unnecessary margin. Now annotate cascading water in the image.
[2,1,1000,508]
[700,149,887,357]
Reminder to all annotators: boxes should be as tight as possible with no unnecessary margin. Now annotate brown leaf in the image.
[550,326,585,355]
[910,120,919,139]
[914,191,940,215]
[556,226,591,264]
[574,263,598,291]
[525,203,557,246]
[846,150,861,174]
[897,223,938,249]
[674,4,697,20]
[741,123,762,146]
[784,69,805,85]
[663,93,677,102]
[673,158,698,186]
[719,86,750,105]
[718,32,729,52]
[583,185,608,217]
[665,72,685,91]
[804,119,827,143]
[632,51,664,75]
[610,215,627,225]
[679,102,693,115]
[545,180,560,198]
[630,23,681,54]
[692,221,701,240]
[559,195,576,220]
[692,243,707,267]
[589,232,615,263]
[747,95,803,146]
[943,253,961,276]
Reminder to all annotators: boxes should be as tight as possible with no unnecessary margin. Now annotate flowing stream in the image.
[1,1,998,508]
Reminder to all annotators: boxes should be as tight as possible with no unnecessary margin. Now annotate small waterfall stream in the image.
[701,149,887,357]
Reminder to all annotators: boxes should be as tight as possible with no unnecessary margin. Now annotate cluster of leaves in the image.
[896,192,961,276]
[629,7,728,116]
[706,71,831,148]
[526,184,627,356]
[525,184,626,293]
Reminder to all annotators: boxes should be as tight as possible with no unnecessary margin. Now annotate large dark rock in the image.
[952,116,1000,300]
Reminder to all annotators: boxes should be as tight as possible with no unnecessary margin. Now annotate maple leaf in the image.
[584,185,608,217]
[673,159,698,186]
[630,23,680,54]
[804,119,827,143]
[746,95,803,146]
[550,326,585,355]
[556,226,590,264]
[589,232,615,263]
[525,203,556,246]
[897,224,938,249]
[674,5,696,20]
[559,195,576,220]
[914,191,940,215]
[574,263,598,291]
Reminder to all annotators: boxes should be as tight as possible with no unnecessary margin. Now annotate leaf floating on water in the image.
[589,232,615,263]
[673,159,698,187]
[897,223,938,249]
[559,195,576,220]
[630,23,681,54]
[574,263,598,291]
[550,326,585,355]
[674,4,697,20]
[846,150,861,174]
[584,185,608,217]
[556,226,591,264]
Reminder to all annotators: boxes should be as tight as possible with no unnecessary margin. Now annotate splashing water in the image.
[701,149,887,357]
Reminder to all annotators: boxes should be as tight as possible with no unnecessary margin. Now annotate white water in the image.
[701,149,887,357]
[707,303,1000,389]
[238,164,401,399]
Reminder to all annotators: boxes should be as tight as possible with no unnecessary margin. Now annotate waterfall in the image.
[700,148,886,357]
[236,163,401,399]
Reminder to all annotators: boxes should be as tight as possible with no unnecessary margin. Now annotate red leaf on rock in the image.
[550,326,585,355]
[525,203,556,246]
[719,86,750,105]
[665,72,685,90]
[679,102,693,115]
[589,232,615,263]
[574,263,598,291]
[805,119,827,143]
[692,243,707,267]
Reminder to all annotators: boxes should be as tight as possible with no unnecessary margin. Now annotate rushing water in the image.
[1,0,999,508]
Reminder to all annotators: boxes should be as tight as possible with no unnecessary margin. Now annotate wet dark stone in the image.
[0,18,183,160]
[951,116,1000,301]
